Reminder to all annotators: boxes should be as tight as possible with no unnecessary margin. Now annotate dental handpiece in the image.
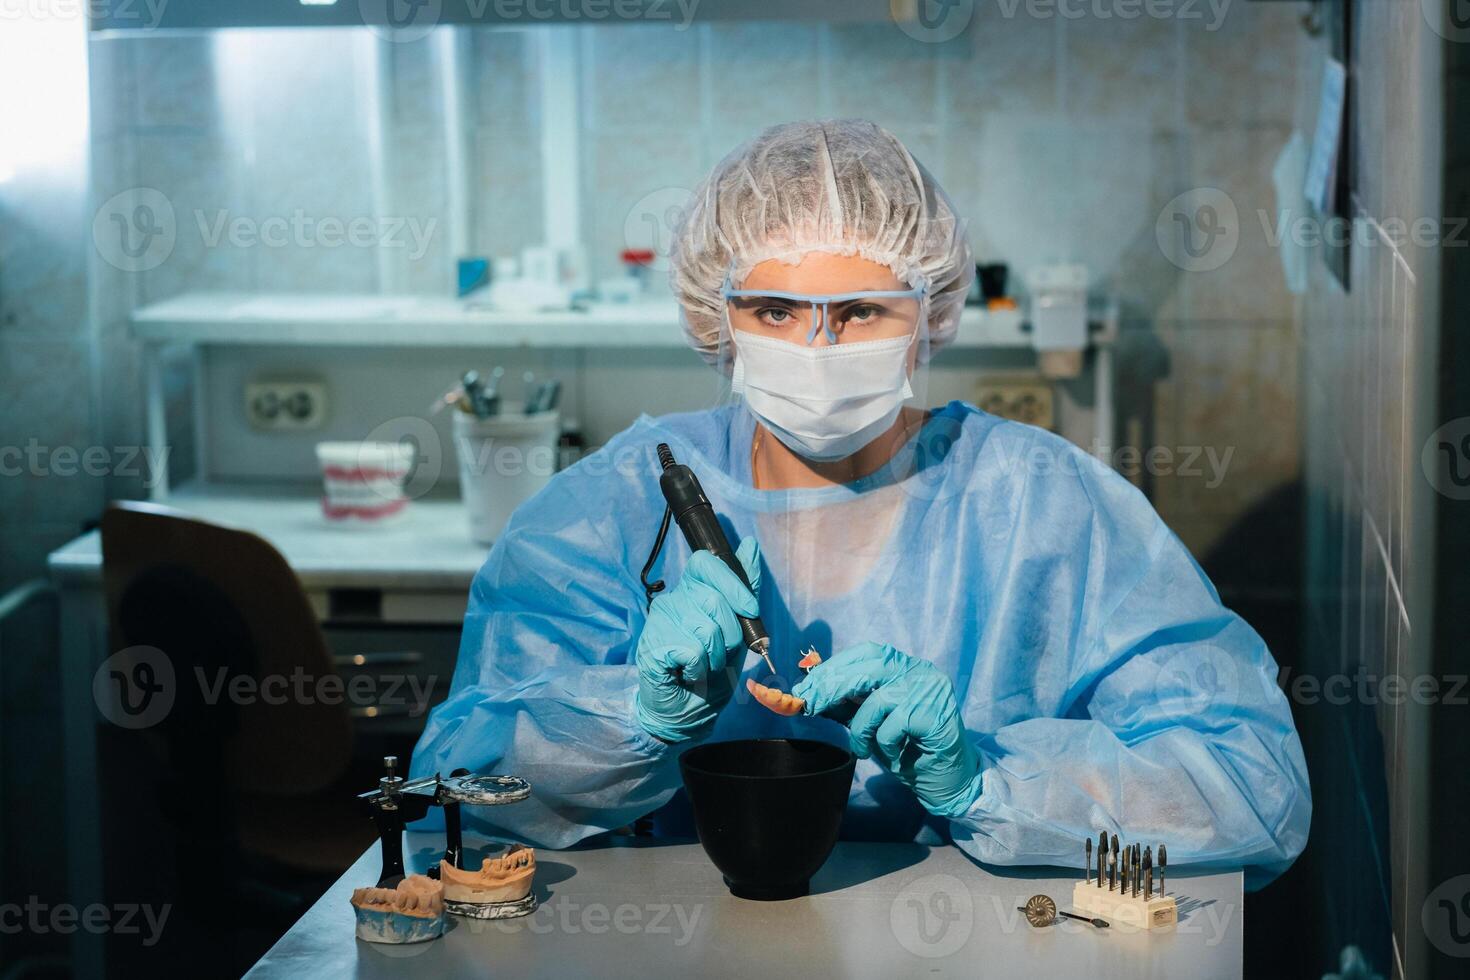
[656,443,776,675]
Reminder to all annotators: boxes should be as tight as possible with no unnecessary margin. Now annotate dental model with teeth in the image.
[439,844,536,906]
[350,874,445,944]
[746,678,805,716]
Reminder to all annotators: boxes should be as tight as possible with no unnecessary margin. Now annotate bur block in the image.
[1072,880,1177,930]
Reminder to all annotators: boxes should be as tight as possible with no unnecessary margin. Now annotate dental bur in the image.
[1070,835,1178,931]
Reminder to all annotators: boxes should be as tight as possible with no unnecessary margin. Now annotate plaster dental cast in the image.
[411,119,1311,888]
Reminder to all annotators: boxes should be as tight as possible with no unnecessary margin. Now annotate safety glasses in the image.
[720,274,926,346]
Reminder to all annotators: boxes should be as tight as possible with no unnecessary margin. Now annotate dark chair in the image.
[100,501,377,971]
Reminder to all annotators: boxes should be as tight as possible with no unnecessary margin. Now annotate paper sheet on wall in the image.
[1304,58,1346,215]
[1272,131,1310,295]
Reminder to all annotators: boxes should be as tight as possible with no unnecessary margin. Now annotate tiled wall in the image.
[3,8,1319,578]
[73,11,1308,564]
[0,19,102,594]
[1294,2,1442,976]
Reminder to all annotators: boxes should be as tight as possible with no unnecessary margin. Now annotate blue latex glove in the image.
[633,538,762,743]
[793,642,982,817]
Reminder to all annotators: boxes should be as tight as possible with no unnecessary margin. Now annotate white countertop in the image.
[247,836,1243,979]
[47,482,489,591]
[130,292,1035,349]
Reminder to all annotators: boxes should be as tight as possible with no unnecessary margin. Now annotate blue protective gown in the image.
[411,402,1311,887]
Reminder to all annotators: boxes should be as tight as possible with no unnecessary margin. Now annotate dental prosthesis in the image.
[440,844,538,919]
[350,874,446,944]
[746,678,805,716]
[747,647,823,716]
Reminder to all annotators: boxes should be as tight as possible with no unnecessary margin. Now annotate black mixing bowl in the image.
[679,738,857,900]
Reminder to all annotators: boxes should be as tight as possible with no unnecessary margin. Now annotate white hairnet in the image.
[670,119,973,369]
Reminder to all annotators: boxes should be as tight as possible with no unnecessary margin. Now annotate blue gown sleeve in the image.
[408,464,680,848]
[948,457,1312,889]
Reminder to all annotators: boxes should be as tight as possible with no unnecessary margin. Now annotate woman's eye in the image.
[758,308,796,327]
[846,304,880,323]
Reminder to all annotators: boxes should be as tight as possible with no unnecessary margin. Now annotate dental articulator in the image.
[350,756,539,944]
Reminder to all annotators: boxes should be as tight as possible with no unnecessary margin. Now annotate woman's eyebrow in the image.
[733,295,802,307]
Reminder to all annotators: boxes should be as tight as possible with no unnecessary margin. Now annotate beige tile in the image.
[1062,14,1178,128]
[1184,2,1298,128]
[825,23,943,126]
[131,34,217,130]
[941,9,1057,124]
[1184,124,1296,324]
[475,125,545,261]
[585,127,706,283]
[473,28,540,128]
[133,132,250,302]
[708,23,821,132]
[587,25,701,131]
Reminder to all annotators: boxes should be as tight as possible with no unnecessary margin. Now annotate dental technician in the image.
[412,120,1311,888]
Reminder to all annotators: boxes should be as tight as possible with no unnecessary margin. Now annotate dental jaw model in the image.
[439,844,537,919]
[354,757,538,942]
[351,874,446,944]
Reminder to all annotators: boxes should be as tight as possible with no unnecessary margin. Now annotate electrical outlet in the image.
[975,376,1054,429]
[245,380,327,430]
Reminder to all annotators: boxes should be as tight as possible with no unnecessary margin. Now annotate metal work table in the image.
[247,836,1244,979]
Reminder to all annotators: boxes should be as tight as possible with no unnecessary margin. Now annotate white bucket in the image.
[453,408,561,544]
[314,441,414,523]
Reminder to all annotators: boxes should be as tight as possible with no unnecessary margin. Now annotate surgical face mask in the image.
[721,276,927,462]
